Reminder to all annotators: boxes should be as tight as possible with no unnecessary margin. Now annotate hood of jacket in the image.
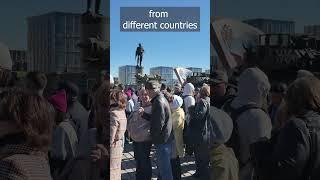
[183,83,195,96]
[231,67,270,109]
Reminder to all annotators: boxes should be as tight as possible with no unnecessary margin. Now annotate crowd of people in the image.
[0,42,108,180]
[112,67,320,180]
[1,38,320,180]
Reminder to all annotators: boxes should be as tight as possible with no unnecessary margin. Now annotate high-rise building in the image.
[9,50,27,71]
[187,67,202,74]
[243,18,295,34]
[304,25,320,38]
[150,66,174,87]
[205,69,210,74]
[27,12,82,73]
[118,65,137,85]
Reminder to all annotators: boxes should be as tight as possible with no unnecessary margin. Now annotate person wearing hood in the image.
[182,83,195,123]
[0,42,13,94]
[229,67,272,180]
[170,95,185,180]
[208,106,239,180]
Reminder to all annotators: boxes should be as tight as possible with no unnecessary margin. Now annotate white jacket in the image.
[182,83,195,123]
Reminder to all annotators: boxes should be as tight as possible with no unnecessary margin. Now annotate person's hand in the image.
[91,144,108,162]
[138,107,144,116]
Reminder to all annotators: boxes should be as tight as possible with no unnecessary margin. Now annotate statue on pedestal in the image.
[135,43,144,67]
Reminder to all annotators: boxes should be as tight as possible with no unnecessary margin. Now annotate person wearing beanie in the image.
[125,88,134,144]
[0,42,13,89]
[170,95,185,180]
[208,106,239,180]
[58,81,89,154]
[48,90,79,178]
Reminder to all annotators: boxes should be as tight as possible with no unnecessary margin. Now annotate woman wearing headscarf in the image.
[170,95,185,180]
[208,106,239,180]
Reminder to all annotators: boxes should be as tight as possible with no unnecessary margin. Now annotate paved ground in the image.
[121,143,196,180]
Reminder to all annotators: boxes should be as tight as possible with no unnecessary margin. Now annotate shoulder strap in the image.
[231,104,262,121]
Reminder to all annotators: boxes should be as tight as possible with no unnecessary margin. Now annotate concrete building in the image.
[243,18,295,34]
[150,66,174,87]
[119,65,137,85]
[187,67,202,74]
[9,50,27,71]
[27,12,82,73]
[205,69,210,74]
[304,25,320,38]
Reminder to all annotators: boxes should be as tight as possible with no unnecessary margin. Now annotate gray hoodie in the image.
[230,68,272,172]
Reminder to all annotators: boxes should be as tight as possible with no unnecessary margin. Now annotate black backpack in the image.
[223,101,262,167]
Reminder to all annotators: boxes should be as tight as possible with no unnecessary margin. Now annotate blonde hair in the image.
[200,84,210,98]
[286,77,320,116]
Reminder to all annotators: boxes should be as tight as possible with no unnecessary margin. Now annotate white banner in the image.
[174,67,193,85]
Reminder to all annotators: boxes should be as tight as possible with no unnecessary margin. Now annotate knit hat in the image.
[48,90,67,113]
[126,89,132,98]
[171,95,183,110]
[0,42,12,70]
[209,106,233,144]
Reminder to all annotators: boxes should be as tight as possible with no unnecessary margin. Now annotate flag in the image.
[174,67,193,85]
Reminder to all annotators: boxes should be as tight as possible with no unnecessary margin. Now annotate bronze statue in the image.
[87,0,101,14]
[135,43,144,67]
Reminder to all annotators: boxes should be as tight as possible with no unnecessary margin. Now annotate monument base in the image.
[136,65,144,75]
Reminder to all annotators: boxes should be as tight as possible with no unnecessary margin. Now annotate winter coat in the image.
[187,96,210,145]
[110,108,127,180]
[230,68,272,179]
[68,101,89,142]
[142,93,174,145]
[270,111,320,180]
[210,144,239,180]
[182,83,195,122]
[172,107,185,157]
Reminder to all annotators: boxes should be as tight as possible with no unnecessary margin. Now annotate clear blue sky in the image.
[110,0,211,78]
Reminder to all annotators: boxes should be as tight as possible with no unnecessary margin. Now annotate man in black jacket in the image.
[140,80,174,180]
